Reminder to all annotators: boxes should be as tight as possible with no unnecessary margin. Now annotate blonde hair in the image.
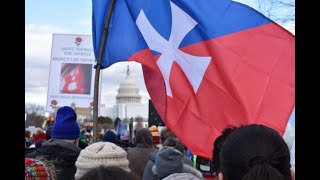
[35,128,45,135]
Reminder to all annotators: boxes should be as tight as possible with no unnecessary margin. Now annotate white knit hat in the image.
[75,142,130,179]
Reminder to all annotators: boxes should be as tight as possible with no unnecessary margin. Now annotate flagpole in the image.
[93,0,116,142]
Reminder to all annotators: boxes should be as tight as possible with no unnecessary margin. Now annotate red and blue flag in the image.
[92,0,295,158]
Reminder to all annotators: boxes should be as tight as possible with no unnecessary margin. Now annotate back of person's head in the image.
[163,137,185,155]
[219,124,291,180]
[35,128,44,135]
[134,128,153,148]
[45,127,52,140]
[103,130,117,143]
[212,125,238,174]
[78,166,139,180]
[25,130,31,138]
[33,128,46,143]
[75,142,130,179]
[25,158,57,180]
[114,118,121,127]
[160,127,176,144]
[52,106,80,140]
[81,128,86,134]
[155,146,184,179]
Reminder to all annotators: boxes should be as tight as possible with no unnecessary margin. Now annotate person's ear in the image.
[74,138,79,146]
[218,172,223,180]
[291,170,295,180]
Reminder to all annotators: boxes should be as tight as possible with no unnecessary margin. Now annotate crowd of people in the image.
[25,106,295,180]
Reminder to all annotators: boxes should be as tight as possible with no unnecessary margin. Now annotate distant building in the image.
[100,65,148,120]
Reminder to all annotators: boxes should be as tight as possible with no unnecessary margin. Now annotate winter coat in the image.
[25,139,81,180]
[127,145,157,179]
[142,151,194,180]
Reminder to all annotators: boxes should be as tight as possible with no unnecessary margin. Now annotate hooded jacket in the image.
[152,163,204,180]
[142,151,194,180]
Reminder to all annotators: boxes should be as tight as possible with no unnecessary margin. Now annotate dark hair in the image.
[45,127,52,140]
[78,166,139,180]
[212,125,238,174]
[25,130,31,138]
[163,137,185,155]
[81,128,86,134]
[134,128,153,148]
[114,118,121,127]
[220,124,291,180]
[160,127,176,144]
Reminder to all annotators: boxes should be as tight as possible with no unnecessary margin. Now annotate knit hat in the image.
[25,158,50,180]
[103,130,116,143]
[155,146,184,179]
[149,125,160,144]
[52,106,80,139]
[149,125,160,135]
[75,142,130,179]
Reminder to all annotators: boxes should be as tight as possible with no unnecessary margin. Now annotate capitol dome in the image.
[116,65,142,104]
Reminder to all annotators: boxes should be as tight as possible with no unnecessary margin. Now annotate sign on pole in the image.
[46,34,101,112]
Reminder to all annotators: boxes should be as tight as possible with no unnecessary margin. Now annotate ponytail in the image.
[242,156,285,180]
[219,125,292,180]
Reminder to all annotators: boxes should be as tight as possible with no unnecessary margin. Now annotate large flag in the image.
[92,0,295,158]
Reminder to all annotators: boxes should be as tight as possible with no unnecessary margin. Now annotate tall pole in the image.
[93,0,116,142]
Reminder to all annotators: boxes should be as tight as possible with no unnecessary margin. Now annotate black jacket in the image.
[26,139,81,180]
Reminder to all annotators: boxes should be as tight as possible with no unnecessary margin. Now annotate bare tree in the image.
[25,103,45,115]
[25,103,45,128]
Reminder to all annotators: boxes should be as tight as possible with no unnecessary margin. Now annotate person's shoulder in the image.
[25,149,37,158]
[163,173,203,180]
[49,139,82,153]
[183,157,194,166]
[149,150,158,161]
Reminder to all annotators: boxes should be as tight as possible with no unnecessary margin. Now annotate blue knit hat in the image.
[52,106,80,139]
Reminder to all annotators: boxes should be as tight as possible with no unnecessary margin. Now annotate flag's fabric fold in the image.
[92,0,295,158]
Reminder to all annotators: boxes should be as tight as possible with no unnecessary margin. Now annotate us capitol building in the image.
[100,65,148,120]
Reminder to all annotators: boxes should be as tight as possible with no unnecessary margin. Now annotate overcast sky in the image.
[25,0,295,131]
[25,0,152,108]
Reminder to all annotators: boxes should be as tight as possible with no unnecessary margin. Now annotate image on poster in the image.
[60,63,92,95]
[46,34,101,111]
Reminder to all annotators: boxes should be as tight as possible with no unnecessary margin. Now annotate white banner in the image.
[46,34,100,112]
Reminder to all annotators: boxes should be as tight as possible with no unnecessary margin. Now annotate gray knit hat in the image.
[155,146,184,179]
[75,142,130,179]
